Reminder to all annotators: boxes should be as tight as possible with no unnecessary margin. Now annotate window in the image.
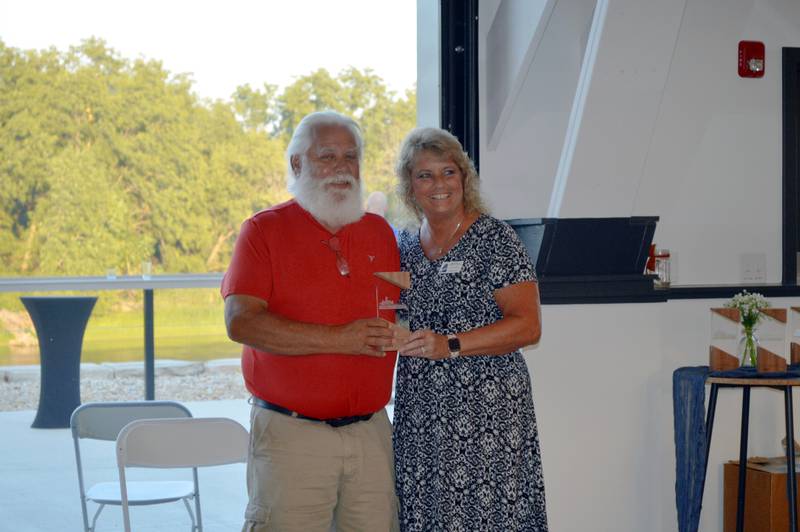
[0,0,417,372]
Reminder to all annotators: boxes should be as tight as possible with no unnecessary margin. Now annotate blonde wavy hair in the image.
[395,127,487,222]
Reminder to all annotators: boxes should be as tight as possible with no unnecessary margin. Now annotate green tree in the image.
[1,39,289,275]
[33,147,149,275]
[0,41,72,271]
[231,83,279,133]
[0,40,414,278]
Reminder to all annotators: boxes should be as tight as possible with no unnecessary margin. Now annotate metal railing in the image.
[0,274,224,399]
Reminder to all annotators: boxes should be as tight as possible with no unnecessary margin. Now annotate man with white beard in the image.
[222,111,401,532]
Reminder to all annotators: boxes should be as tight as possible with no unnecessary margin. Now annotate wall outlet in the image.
[739,253,766,283]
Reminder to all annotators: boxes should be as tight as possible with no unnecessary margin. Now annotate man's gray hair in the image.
[286,111,364,180]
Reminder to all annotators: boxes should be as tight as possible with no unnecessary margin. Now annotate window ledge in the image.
[539,279,800,304]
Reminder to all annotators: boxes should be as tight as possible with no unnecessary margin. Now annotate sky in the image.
[0,0,417,101]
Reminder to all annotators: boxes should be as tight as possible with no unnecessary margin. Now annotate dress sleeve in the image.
[488,219,538,291]
[220,217,273,302]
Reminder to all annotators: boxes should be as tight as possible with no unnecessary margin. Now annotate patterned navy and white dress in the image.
[393,214,548,532]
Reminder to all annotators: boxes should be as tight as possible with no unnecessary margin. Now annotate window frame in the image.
[440,0,480,171]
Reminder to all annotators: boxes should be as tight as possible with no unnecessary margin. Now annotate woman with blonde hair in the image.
[392,127,548,531]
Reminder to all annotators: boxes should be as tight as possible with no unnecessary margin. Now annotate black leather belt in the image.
[250,396,374,427]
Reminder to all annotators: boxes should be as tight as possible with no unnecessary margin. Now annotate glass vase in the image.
[738,327,759,367]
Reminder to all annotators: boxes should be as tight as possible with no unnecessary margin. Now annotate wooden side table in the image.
[702,377,800,532]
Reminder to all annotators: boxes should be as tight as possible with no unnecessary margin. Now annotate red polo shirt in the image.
[221,200,400,419]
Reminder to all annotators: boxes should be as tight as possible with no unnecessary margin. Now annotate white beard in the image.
[290,171,365,230]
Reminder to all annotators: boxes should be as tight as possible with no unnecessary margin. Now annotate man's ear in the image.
[290,155,302,177]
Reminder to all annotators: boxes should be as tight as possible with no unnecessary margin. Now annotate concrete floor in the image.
[0,399,251,532]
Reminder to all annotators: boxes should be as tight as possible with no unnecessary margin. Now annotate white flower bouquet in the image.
[724,290,770,366]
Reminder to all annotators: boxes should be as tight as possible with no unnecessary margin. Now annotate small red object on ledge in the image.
[646,243,656,273]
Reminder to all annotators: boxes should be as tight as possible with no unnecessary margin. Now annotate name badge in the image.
[438,261,464,274]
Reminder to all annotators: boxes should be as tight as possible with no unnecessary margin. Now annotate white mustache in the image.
[322,175,357,187]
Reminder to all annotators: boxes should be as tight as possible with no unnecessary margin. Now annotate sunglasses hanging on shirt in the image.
[322,236,350,277]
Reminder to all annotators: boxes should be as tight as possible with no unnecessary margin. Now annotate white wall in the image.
[474,0,800,530]
[481,0,800,285]
[529,299,798,532]
[485,0,555,149]
[480,0,595,218]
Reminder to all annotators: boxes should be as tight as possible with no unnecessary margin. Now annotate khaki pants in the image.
[242,406,399,532]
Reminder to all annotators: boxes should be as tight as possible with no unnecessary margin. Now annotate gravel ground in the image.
[0,372,249,412]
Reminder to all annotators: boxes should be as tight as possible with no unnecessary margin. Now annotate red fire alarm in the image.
[738,41,765,78]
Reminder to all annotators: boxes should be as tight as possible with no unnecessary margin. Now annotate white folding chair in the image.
[70,401,193,532]
[116,417,249,532]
